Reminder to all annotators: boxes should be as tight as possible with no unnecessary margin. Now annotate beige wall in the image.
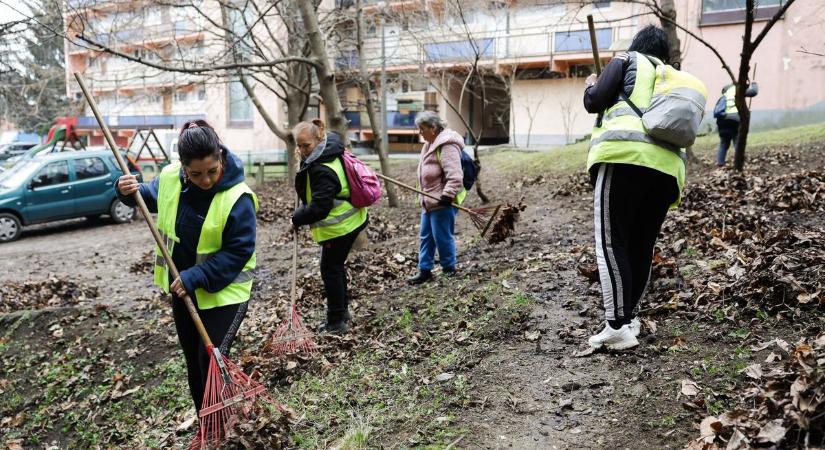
[654,0,825,127]
[510,78,593,147]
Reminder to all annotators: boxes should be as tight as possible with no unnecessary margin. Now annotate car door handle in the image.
[61,189,70,194]
[105,181,113,186]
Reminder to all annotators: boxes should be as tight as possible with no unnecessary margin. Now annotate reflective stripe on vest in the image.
[724,85,738,115]
[587,52,686,208]
[153,162,259,310]
[306,157,368,243]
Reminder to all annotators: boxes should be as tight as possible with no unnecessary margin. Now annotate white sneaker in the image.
[588,323,639,350]
[628,318,641,337]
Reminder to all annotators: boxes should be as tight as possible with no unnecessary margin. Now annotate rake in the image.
[268,225,317,356]
[376,173,502,239]
[74,73,278,450]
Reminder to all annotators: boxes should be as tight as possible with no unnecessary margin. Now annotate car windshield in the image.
[0,160,41,188]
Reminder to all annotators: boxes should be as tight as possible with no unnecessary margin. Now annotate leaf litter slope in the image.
[458,142,825,449]
[1,137,824,449]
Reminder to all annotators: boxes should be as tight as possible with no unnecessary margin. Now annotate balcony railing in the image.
[344,110,418,130]
[349,19,634,69]
[76,114,206,130]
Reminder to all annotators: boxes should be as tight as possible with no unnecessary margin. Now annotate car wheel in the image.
[0,213,22,242]
[110,199,135,224]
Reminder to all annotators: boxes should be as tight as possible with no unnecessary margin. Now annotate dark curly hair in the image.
[628,25,670,63]
[177,119,222,165]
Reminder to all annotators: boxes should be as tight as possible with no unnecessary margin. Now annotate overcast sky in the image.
[0,0,32,25]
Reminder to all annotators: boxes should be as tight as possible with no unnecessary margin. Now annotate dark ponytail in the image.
[178,120,222,165]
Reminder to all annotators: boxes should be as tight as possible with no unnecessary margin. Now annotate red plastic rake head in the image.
[268,303,317,356]
[188,346,275,450]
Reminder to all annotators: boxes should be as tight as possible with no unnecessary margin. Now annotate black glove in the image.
[438,195,453,207]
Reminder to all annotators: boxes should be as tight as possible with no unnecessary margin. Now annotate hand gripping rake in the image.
[74,73,277,450]
[268,224,317,356]
[375,173,502,240]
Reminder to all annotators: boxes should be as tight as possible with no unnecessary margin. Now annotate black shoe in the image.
[318,320,349,335]
[407,270,433,285]
[442,267,457,277]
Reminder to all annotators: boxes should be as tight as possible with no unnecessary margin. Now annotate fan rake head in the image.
[188,346,279,450]
[268,304,317,356]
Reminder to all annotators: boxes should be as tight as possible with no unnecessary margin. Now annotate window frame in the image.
[73,157,110,181]
[700,0,785,26]
[30,161,70,189]
[227,78,253,128]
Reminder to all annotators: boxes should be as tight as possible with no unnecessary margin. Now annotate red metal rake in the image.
[269,229,317,355]
[74,73,279,450]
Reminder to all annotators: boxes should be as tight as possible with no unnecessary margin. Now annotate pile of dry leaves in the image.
[0,277,99,312]
[222,402,295,449]
[686,335,825,449]
[487,201,527,244]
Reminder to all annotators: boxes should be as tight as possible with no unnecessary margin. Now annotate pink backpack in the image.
[340,151,382,207]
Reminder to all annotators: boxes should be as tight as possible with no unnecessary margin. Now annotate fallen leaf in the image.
[699,416,722,444]
[726,428,749,450]
[435,372,454,382]
[681,379,700,397]
[524,330,540,342]
[742,363,763,379]
[755,419,786,444]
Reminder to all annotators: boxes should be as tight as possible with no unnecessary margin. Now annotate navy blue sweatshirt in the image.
[117,146,256,300]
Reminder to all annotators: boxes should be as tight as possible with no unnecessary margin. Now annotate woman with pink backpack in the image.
[291,119,369,334]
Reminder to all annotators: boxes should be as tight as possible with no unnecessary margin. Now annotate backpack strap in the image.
[619,91,644,118]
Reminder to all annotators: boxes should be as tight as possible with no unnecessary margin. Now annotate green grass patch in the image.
[485,122,825,178]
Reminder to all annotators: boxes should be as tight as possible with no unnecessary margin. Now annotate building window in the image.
[228,79,252,126]
[554,28,612,52]
[175,90,188,102]
[197,86,206,101]
[701,0,784,25]
[594,1,611,9]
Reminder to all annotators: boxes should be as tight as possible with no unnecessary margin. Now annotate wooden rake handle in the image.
[74,72,216,350]
[587,14,602,76]
[375,173,475,215]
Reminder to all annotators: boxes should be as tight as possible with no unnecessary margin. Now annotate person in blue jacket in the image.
[115,120,257,411]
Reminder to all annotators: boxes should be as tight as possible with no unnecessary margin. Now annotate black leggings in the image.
[319,220,368,322]
[171,296,248,410]
[592,163,678,324]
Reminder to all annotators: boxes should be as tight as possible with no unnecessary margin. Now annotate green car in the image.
[0,150,142,243]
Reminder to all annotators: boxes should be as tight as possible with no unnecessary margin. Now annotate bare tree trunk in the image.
[297,0,348,139]
[733,0,756,172]
[355,0,398,206]
[472,73,490,204]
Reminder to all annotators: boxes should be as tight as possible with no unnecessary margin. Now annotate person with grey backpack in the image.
[582,25,707,351]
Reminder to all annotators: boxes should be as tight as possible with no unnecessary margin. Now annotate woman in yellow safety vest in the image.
[291,119,368,334]
[582,25,684,351]
[115,120,257,411]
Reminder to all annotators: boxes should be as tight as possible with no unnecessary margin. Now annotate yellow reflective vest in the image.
[306,158,368,243]
[153,162,258,309]
[587,52,686,208]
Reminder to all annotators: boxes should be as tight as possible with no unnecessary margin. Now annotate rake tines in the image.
[268,303,317,355]
[188,346,276,450]
[268,227,317,356]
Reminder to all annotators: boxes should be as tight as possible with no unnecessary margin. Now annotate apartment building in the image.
[63,0,824,154]
[62,0,283,155]
[341,0,825,148]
